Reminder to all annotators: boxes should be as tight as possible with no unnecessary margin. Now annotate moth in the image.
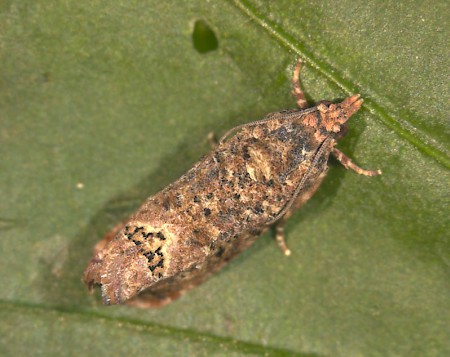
[83,59,381,307]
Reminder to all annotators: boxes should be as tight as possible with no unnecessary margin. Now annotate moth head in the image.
[316,94,363,136]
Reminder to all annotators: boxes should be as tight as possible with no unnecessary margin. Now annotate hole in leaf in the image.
[192,20,218,54]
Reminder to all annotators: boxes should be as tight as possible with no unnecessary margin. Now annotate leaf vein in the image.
[229,0,450,169]
[0,299,321,357]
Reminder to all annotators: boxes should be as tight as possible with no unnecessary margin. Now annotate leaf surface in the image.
[1,1,448,356]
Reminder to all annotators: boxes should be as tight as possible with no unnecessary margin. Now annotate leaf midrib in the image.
[229,0,450,169]
[0,299,320,357]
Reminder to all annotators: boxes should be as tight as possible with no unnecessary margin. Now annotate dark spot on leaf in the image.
[192,20,218,54]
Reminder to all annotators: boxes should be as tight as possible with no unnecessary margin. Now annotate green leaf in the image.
[1,0,448,356]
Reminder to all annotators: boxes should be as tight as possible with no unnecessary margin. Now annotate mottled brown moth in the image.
[83,59,381,307]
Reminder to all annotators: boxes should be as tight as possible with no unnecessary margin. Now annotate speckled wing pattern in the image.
[83,60,381,307]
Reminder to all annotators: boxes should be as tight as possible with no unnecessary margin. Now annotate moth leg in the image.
[292,59,308,109]
[332,148,382,176]
[275,222,292,256]
[207,131,218,149]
